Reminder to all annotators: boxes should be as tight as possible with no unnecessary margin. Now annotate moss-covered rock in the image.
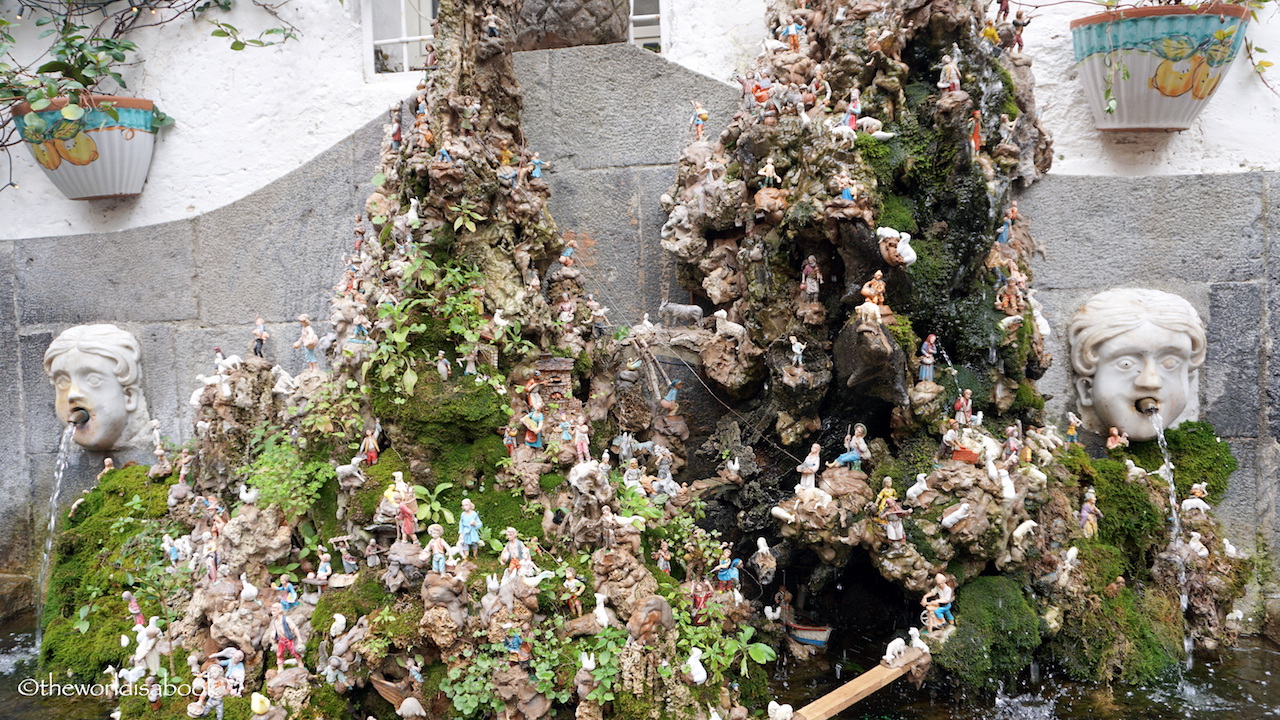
[1122,421,1237,502]
[934,576,1040,689]
[41,464,187,678]
[373,374,508,459]
[1093,458,1165,576]
[1046,586,1184,685]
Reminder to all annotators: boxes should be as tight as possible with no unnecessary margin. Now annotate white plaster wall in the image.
[0,0,419,239]
[1029,3,1280,175]
[659,0,767,83]
[658,0,1280,173]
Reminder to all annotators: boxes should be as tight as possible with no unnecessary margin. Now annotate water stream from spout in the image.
[1147,411,1192,668]
[34,423,77,650]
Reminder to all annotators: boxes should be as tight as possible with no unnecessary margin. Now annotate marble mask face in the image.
[1068,289,1205,442]
[43,324,151,451]
[1076,321,1194,441]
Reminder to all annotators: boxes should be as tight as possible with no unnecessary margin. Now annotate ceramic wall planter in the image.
[1071,4,1250,131]
[13,95,159,200]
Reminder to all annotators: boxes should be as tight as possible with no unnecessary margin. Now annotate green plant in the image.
[208,20,297,50]
[414,482,456,524]
[448,198,487,233]
[441,642,507,718]
[0,1,296,191]
[242,429,334,520]
[584,626,627,703]
[720,626,777,676]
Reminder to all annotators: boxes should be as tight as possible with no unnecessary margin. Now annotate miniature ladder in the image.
[792,647,927,720]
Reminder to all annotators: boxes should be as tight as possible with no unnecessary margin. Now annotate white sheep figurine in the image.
[712,309,749,345]
[882,636,907,666]
[940,502,972,530]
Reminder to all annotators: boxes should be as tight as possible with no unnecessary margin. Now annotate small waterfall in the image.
[1147,411,1192,666]
[34,423,77,650]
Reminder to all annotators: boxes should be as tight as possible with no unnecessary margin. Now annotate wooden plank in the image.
[793,647,925,720]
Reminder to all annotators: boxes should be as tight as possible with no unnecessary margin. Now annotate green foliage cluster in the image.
[42,465,183,678]
[440,642,507,718]
[298,376,369,445]
[934,576,1041,689]
[242,428,333,521]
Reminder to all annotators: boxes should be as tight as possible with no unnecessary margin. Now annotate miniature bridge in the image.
[793,647,929,720]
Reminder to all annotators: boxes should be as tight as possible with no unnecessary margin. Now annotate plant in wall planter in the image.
[1071,3,1255,131]
[1,17,172,199]
[1,1,298,198]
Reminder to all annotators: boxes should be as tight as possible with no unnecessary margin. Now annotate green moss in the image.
[433,434,507,486]
[878,193,918,234]
[903,519,940,564]
[309,573,394,660]
[995,65,1020,119]
[934,576,1040,690]
[539,473,565,493]
[352,448,411,523]
[372,373,507,458]
[873,436,940,491]
[1122,421,1236,502]
[1074,540,1128,594]
[997,313,1036,383]
[302,683,353,719]
[614,687,660,720]
[41,465,186,679]
[1058,444,1095,486]
[737,657,771,711]
[420,660,450,698]
[1094,458,1164,576]
[574,351,594,377]
[885,314,917,361]
[1011,379,1044,412]
[119,694,253,720]
[311,475,344,548]
[1047,587,1183,685]
[445,485,542,542]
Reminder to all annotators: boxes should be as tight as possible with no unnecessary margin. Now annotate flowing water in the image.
[1148,411,1193,665]
[773,625,1280,720]
[0,612,112,720]
[34,423,77,649]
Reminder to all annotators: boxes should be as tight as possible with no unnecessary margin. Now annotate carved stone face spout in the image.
[43,324,152,451]
[1067,289,1205,442]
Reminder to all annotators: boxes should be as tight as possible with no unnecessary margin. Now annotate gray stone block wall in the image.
[517,43,738,319]
[0,44,737,608]
[1021,172,1280,599]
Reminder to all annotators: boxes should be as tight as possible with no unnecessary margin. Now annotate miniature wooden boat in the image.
[785,621,833,648]
[370,673,411,707]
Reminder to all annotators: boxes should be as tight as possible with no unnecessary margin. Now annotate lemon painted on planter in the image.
[1070,5,1250,131]
[13,96,160,200]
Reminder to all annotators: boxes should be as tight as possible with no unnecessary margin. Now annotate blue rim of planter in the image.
[13,95,157,140]
[1071,4,1251,62]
